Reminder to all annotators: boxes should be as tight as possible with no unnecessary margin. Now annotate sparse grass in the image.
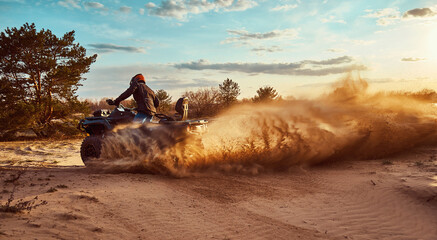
[56,184,68,189]
[382,160,393,165]
[1,171,47,213]
[47,187,57,193]
[1,189,9,194]
[0,202,27,213]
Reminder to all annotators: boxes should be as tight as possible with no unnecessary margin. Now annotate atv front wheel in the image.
[80,135,103,166]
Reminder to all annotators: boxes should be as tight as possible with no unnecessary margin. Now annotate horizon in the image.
[1,0,437,99]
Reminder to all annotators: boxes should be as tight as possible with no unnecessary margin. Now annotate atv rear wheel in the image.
[80,135,103,166]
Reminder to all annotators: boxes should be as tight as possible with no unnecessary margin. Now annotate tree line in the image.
[85,78,280,119]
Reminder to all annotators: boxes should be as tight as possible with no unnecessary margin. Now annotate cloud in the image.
[401,57,426,62]
[145,0,258,21]
[270,4,297,12]
[146,2,156,8]
[300,56,355,65]
[83,1,110,12]
[145,0,202,20]
[119,6,132,13]
[174,56,367,76]
[251,46,282,53]
[139,8,145,15]
[321,15,346,24]
[225,0,257,12]
[58,0,81,9]
[364,8,400,26]
[326,48,346,53]
[89,43,146,53]
[84,2,104,9]
[363,6,437,28]
[222,28,298,44]
[403,8,437,18]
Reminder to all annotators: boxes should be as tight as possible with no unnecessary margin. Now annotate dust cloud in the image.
[93,75,437,176]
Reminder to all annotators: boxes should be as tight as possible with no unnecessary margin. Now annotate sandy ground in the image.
[0,140,436,240]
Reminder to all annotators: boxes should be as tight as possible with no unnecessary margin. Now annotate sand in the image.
[0,139,436,240]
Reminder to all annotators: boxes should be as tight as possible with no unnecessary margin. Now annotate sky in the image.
[1,0,437,100]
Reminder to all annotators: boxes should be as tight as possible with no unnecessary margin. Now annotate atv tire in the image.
[80,135,103,166]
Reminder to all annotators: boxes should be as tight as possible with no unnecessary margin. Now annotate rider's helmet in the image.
[131,73,145,85]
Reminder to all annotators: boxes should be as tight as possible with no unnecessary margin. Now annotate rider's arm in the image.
[114,83,137,106]
[154,94,160,108]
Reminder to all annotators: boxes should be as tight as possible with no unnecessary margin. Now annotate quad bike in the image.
[78,97,208,166]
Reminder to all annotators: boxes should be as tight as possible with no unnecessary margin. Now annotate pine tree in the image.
[155,89,172,114]
[0,23,97,136]
[252,86,279,103]
[218,78,240,107]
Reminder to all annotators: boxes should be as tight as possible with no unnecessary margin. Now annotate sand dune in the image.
[2,79,437,239]
[1,140,436,240]
[0,140,83,167]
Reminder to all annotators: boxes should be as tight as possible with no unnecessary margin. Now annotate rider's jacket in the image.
[114,80,159,116]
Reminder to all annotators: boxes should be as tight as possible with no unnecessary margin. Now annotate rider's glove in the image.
[106,99,115,105]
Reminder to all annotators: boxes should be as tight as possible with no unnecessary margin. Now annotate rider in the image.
[108,73,159,123]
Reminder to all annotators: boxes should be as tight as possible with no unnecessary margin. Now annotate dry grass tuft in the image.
[1,171,48,213]
[47,187,57,193]
[78,195,99,202]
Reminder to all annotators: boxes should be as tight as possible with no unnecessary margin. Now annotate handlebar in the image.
[106,99,131,110]
[106,98,115,106]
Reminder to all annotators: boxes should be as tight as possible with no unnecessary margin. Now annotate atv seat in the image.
[174,97,188,121]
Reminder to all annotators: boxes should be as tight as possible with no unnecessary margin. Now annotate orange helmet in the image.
[132,73,145,83]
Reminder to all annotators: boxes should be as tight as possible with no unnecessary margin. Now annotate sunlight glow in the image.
[428,25,437,60]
